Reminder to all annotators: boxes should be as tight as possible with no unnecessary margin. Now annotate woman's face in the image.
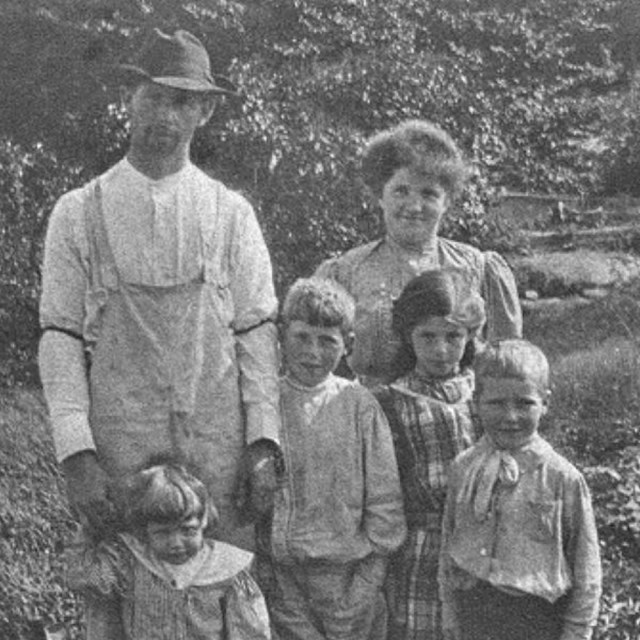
[379,167,449,251]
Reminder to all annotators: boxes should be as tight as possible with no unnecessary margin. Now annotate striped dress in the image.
[66,533,271,640]
[375,369,478,640]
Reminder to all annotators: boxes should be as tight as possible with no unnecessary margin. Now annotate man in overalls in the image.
[39,29,281,638]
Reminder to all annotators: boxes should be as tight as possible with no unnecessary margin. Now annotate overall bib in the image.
[83,180,245,542]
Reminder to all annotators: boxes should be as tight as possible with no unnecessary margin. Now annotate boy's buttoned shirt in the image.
[440,435,601,640]
[270,374,407,563]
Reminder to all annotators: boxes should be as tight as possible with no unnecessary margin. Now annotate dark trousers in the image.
[458,582,566,640]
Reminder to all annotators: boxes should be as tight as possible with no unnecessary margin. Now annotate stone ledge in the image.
[510,250,640,298]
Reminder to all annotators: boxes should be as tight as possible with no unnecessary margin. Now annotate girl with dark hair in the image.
[374,270,485,640]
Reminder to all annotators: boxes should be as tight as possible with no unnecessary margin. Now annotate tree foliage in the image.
[1,3,640,636]
[0,0,637,367]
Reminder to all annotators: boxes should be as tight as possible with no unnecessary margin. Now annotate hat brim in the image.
[114,64,238,95]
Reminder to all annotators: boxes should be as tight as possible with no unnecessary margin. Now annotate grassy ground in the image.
[1,282,640,638]
[524,284,640,639]
[0,389,81,639]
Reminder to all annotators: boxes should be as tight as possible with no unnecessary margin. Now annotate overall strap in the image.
[85,178,119,291]
[202,179,230,285]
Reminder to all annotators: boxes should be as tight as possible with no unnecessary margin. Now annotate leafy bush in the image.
[596,94,640,197]
[526,284,640,639]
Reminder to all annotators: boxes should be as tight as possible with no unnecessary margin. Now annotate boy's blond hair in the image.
[280,277,355,339]
[474,339,549,395]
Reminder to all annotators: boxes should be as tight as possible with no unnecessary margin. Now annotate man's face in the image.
[123,82,215,160]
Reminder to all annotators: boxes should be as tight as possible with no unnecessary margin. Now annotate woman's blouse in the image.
[315,236,522,385]
[67,534,271,640]
[375,369,477,528]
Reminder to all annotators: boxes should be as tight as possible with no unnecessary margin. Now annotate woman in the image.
[315,119,522,386]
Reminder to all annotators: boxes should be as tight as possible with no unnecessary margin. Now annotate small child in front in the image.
[439,340,602,640]
[67,461,271,639]
[257,277,407,640]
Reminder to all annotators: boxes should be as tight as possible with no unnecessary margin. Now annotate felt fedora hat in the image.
[117,28,237,94]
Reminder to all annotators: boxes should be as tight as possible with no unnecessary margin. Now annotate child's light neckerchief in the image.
[458,435,546,521]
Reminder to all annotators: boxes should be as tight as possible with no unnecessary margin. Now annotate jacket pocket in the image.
[525,499,558,543]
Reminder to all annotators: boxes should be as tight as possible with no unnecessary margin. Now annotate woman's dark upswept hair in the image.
[391,270,485,377]
[361,119,470,198]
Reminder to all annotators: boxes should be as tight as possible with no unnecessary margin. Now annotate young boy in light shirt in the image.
[256,277,407,640]
[439,339,601,640]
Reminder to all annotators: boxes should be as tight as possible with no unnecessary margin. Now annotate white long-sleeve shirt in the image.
[39,158,280,462]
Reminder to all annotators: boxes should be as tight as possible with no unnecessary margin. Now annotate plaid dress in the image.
[375,369,478,640]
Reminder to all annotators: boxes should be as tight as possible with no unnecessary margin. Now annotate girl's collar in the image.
[119,534,253,589]
[393,368,474,403]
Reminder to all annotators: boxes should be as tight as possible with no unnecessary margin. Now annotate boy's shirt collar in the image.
[283,371,335,391]
[483,432,551,465]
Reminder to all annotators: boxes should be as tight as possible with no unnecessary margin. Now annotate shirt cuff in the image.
[245,403,280,447]
[50,409,96,463]
[560,622,595,640]
[440,597,459,634]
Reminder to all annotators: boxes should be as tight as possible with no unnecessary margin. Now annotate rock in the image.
[510,250,640,298]
[521,295,594,314]
[582,287,609,300]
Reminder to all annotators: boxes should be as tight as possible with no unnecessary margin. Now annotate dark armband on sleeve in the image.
[233,317,275,336]
[41,326,84,341]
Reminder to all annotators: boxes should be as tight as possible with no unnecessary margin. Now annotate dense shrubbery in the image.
[528,285,640,639]
[2,0,638,383]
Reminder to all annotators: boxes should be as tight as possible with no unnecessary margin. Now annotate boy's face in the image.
[410,317,469,379]
[283,320,346,387]
[146,516,205,565]
[475,377,549,451]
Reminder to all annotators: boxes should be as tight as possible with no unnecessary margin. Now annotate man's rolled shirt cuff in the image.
[245,404,280,448]
[50,410,96,463]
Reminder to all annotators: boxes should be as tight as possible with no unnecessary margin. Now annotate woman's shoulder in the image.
[438,237,485,266]
[315,239,385,281]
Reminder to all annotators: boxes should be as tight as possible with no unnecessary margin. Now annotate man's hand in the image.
[442,625,462,640]
[62,450,116,538]
[237,439,282,521]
